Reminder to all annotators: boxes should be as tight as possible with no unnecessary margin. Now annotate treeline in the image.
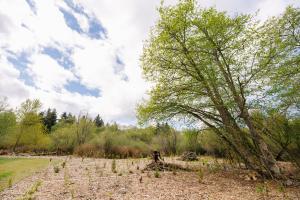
[0,97,219,157]
[0,97,299,163]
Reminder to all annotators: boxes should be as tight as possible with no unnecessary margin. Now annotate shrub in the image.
[51,126,76,154]
[199,130,227,157]
[93,130,151,158]
[182,129,206,154]
[74,143,102,157]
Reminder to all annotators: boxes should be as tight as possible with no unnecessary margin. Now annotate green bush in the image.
[182,129,205,155]
[51,125,76,154]
[90,130,151,158]
[199,130,227,157]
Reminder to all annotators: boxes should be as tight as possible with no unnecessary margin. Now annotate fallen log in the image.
[144,161,190,171]
[179,151,198,161]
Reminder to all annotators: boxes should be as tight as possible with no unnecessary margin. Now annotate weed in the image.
[64,168,70,187]
[28,181,42,194]
[111,159,116,172]
[53,166,60,173]
[61,161,66,168]
[118,172,123,176]
[8,178,12,188]
[198,168,204,183]
[154,170,160,178]
[278,183,287,199]
[202,159,208,166]
[172,169,177,175]
[87,168,92,185]
[256,182,269,200]
[18,180,42,200]
[70,189,75,199]
[64,167,74,198]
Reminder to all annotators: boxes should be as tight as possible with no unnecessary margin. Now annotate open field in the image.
[0,157,53,192]
[0,156,299,200]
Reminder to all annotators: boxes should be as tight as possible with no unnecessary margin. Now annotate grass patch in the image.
[0,157,50,191]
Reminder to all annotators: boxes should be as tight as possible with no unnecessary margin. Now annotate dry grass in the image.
[0,156,299,200]
[0,157,50,191]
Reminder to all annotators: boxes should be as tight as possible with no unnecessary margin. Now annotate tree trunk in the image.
[242,109,281,177]
[276,148,285,160]
[12,129,23,152]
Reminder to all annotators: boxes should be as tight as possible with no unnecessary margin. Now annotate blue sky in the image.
[0,0,299,125]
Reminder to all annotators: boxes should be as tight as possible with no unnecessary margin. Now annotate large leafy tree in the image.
[75,114,94,145]
[262,6,300,114]
[0,97,9,112]
[0,97,16,137]
[12,99,45,152]
[138,0,299,177]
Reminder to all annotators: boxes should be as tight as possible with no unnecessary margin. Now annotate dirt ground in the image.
[1,156,299,200]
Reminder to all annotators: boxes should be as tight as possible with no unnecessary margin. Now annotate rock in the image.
[285,179,293,187]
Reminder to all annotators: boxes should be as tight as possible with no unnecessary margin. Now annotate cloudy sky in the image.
[0,0,299,125]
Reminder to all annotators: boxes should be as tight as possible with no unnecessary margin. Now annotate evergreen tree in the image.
[94,114,104,127]
[60,112,67,121]
[66,113,75,124]
[59,112,75,124]
[41,108,57,133]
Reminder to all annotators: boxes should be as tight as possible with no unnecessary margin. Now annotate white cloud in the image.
[28,54,76,91]
[0,56,30,106]
[0,0,299,125]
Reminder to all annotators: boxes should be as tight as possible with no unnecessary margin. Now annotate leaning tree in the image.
[138,0,300,178]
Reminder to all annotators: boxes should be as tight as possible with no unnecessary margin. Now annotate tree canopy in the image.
[138,0,300,177]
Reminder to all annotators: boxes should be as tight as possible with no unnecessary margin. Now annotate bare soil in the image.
[1,156,299,200]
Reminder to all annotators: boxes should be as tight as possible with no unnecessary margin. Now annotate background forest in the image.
[0,97,299,165]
